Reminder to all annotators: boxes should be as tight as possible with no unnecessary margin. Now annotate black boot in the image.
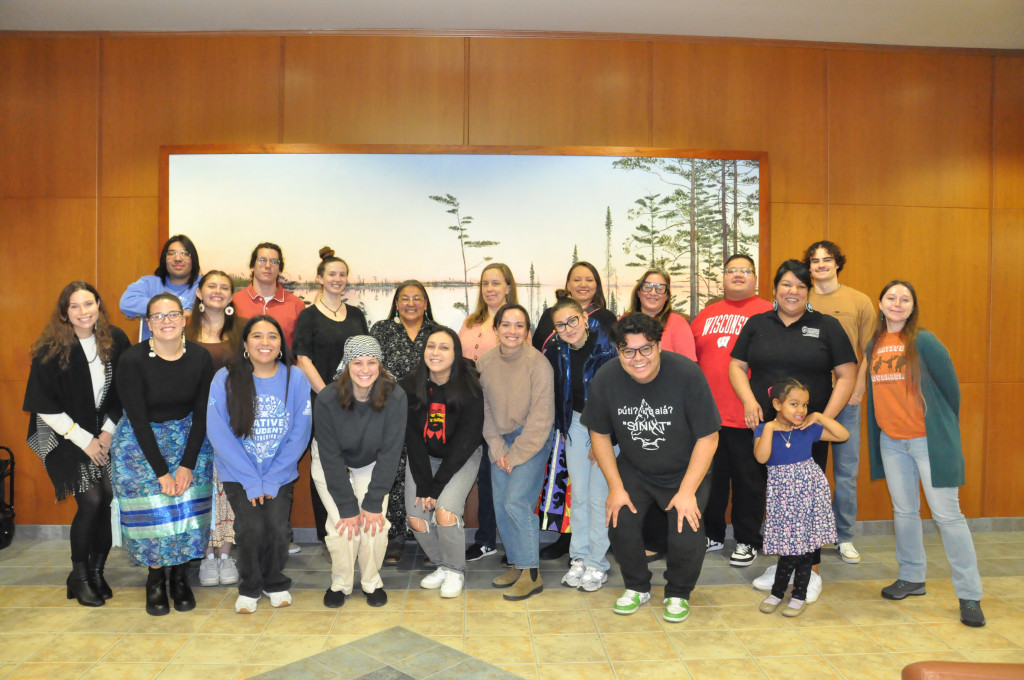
[539,533,572,561]
[66,561,105,607]
[88,553,113,600]
[169,563,196,612]
[145,567,170,616]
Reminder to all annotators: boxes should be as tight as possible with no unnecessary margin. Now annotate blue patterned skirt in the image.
[763,458,836,556]
[537,430,571,533]
[111,413,213,567]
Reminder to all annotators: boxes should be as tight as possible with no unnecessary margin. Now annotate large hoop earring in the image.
[243,350,250,359]
[198,302,205,313]
[772,300,778,311]
[278,351,283,359]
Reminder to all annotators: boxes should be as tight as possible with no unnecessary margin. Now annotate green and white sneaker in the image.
[613,589,651,615]
[662,597,690,623]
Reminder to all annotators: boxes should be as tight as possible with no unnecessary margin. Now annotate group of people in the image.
[22,234,985,628]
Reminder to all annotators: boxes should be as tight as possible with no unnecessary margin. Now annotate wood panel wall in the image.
[2,32,1021,526]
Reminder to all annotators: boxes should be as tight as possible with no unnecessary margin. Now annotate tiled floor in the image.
[1,530,1023,679]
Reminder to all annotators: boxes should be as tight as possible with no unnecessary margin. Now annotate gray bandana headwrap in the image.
[337,335,383,375]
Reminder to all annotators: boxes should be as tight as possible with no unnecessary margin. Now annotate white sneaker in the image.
[420,567,447,590]
[235,594,260,614]
[440,570,464,599]
[806,571,822,603]
[199,555,220,586]
[579,567,608,592]
[706,538,724,552]
[263,590,292,608]
[219,557,239,585]
[752,565,784,591]
[837,541,861,564]
[288,543,302,554]
[561,558,586,588]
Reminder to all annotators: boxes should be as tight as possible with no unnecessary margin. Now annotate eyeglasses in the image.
[166,249,191,259]
[619,343,656,359]
[399,296,424,304]
[725,267,755,276]
[148,311,184,322]
[640,282,667,294]
[256,257,281,266]
[553,316,582,333]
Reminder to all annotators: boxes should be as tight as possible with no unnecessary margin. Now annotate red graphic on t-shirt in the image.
[424,402,447,443]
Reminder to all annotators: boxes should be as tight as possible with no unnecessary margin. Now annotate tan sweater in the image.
[477,343,555,467]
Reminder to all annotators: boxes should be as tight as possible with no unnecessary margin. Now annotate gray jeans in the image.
[405,446,483,575]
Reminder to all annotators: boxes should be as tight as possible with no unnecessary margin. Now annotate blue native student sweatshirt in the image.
[206,365,312,500]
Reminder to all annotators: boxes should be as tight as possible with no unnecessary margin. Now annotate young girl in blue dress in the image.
[754,377,849,617]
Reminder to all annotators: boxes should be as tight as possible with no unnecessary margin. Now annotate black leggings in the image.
[772,551,815,600]
[69,471,113,563]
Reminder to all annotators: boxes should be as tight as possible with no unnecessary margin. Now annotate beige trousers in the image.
[310,441,390,595]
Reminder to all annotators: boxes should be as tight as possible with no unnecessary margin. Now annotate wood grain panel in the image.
[828,205,989,384]
[100,36,282,197]
[283,36,465,145]
[957,382,986,518]
[990,210,1024,383]
[468,38,650,147]
[653,43,826,205]
[994,57,1024,209]
[768,202,826,272]
[828,51,992,208]
[0,380,77,525]
[98,197,161,338]
[984,383,1024,517]
[0,37,98,198]
[0,199,98,382]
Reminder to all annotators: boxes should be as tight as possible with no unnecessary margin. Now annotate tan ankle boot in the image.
[503,569,543,601]
[492,567,521,588]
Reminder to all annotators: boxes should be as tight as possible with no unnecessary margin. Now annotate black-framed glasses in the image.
[256,257,281,266]
[619,343,656,359]
[724,267,754,276]
[166,249,191,259]
[640,282,667,294]
[148,311,184,322]
[398,295,424,304]
[553,316,582,333]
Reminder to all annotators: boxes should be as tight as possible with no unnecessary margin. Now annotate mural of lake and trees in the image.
[168,151,761,332]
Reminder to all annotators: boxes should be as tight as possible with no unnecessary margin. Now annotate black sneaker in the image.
[959,599,986,627]
[465,543,497,562]
[729,543,757,567]
[881,579,926,600]
[365,588,388,607]
[323,588,345,608]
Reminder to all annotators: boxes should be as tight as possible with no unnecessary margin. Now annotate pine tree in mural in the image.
[429,193,500,313]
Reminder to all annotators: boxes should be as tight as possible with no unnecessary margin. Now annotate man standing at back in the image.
[691,254,772,567]
[804,240,875,564]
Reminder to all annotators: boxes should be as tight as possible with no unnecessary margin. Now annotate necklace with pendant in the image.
[780,429,793,448]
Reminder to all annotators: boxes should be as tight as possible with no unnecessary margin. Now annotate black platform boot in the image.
[66,561,105,607]
[88,552,113,600]
[169,563,196,612]
[145,567,170,616]
[539,533,571,561]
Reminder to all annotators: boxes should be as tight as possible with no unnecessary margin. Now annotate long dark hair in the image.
[407,327,481,409]
[185,270,242,345]
[385,280,435,324]
[557,261,608,309]
[32,281,116,369]
[225,315,295,438]
[871,280,922,398]
[336,363,396,412]
[155,234,200,286]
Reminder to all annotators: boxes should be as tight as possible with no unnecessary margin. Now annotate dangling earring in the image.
[181,332,187,354]
[198,302,205,313]
[393,311,401,324]
[772,300,778,311]
[244,350,250,359]
[148,339,156,358]
[225,305,234,316]
[278,350,283,359]
[806,302,814,312]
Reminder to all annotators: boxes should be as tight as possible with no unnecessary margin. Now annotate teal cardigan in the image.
[865,329,965,488]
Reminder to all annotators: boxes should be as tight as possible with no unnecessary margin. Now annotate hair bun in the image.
[319,246,335,260]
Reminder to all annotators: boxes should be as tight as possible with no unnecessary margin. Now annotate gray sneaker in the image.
[198,555,220,586]
[219,556,239,585]
[881,579,926,600]
[959,599,986,627]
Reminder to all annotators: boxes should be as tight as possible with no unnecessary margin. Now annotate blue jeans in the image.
[491,428,553,569]
[564,412,611,571]
[832,403,861,543]
[879,432,982,600]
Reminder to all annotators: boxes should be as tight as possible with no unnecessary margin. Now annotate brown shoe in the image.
[383,539,404,565]
[503,569,543,601]
[492,567,521,589]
